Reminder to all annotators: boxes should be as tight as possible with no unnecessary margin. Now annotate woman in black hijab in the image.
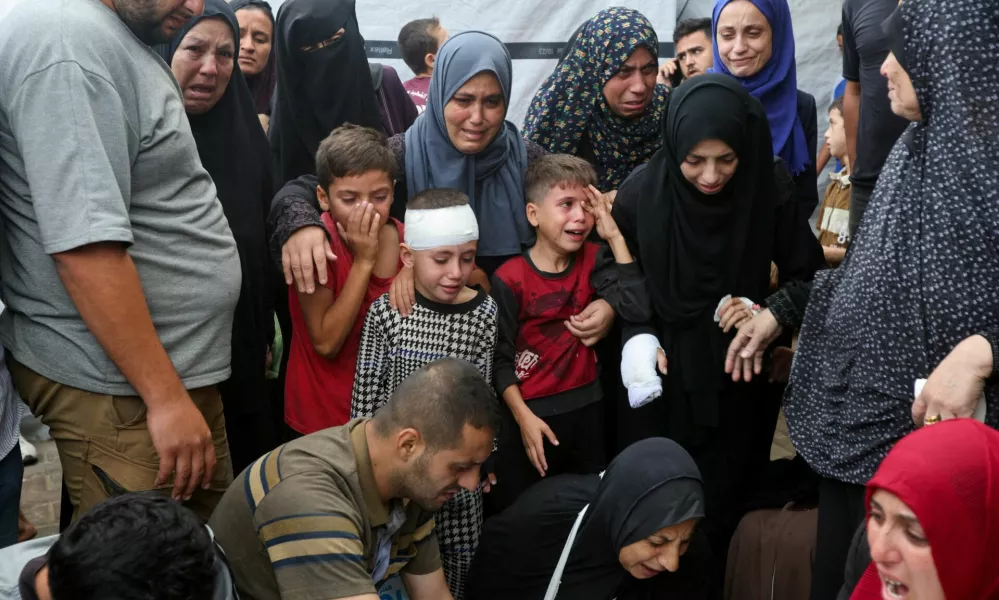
[592,74,824,567]
[269,0,383,184]
[466,438,712,600]
[158,0,279,475]
[230,0,278,121]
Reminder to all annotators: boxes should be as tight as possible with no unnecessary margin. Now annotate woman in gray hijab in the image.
[268,31,545,276]
[403,31,533,270]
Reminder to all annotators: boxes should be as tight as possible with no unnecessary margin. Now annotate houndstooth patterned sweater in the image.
[351,287,498,600]
[351,289,497,418]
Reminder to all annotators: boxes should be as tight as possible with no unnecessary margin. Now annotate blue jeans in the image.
[0,443,23,549]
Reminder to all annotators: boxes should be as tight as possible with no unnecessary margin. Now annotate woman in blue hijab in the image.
[711,0,819,220]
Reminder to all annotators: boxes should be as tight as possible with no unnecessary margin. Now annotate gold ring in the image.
[924,414,942,425]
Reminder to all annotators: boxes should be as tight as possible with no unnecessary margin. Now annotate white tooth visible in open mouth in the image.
[886,580,906,599]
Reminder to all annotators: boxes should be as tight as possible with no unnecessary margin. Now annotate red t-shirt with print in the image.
[285,212,403,434]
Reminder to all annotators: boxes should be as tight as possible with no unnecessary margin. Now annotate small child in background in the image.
[487,154,634,515]
[817,96,852,266]
[351,188,497,600]
[398,17,449,114]
[284,124,403,435]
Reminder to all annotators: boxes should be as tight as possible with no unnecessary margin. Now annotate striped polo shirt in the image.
[208,418,440,600]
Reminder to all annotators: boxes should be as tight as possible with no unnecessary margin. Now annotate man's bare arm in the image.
[53,242,216,501]
[843,81,862,172]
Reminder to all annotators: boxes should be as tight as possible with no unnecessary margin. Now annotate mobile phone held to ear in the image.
[669,59,685,88]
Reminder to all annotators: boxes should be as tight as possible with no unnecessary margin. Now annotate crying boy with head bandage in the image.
[350,188,500,597]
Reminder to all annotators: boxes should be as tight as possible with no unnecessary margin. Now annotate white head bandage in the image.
[404,205,480,250]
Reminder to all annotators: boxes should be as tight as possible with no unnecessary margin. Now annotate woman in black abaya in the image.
[592,74,824,568]
[158,0,279,475]
[269,0,383,184]
[466,438,712,600]
[230,0,278,122]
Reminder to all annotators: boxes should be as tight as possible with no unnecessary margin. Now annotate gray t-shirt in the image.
[0,0,241,395]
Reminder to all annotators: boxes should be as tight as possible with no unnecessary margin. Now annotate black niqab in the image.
[466,438,709,600]
[156,0,277,471]
[269,0,382,184]
[230,0,278,115]
[618,74,777,436]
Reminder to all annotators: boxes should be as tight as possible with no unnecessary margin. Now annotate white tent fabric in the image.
[355,0,677,126]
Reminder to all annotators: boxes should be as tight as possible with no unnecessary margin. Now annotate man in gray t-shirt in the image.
[0,0,241,521]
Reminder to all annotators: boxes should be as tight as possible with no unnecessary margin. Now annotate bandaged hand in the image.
[621,334,666,409]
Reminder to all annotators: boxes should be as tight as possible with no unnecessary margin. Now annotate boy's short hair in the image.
[829,96,845,114]
[673,17,712,45]
[315,124,396,191]
[408,188,470,211]
[525,154,598,205]
[398,18,442,75]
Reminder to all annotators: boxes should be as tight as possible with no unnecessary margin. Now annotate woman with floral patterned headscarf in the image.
[524,7,667,191]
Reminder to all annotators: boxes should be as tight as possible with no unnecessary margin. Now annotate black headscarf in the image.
[269,0,382,184]
[615,74,776,438]
[156,0,277,470]
[466,438,709,600]
[230,0,278,115]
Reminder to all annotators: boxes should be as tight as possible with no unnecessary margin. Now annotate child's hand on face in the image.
[583,185,621,241]
[336,201,381,265]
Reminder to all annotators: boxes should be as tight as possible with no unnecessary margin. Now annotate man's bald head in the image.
[372,358,502,451]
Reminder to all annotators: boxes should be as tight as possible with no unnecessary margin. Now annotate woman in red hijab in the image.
[851,419,999,600]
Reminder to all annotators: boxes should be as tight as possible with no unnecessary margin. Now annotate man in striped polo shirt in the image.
[209,358,501,600]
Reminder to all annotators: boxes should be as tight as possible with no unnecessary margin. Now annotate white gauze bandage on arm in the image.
[403,204,480,250]
[621,333,664,409]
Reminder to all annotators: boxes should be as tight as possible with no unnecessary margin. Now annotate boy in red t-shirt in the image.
[487,154,634,513]
[285,125,403,434]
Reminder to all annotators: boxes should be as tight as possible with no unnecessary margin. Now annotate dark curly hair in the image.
[48,494,217,600]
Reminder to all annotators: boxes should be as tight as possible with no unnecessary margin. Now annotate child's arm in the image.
[584,185,633,265]
[351,299,391,418]
[490,276,558,477]
[298,203,382,359]
[500,384,558,477]
[823,245,847,266]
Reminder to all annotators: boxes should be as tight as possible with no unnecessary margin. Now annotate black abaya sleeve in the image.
[592,254,653,326]
[266,174,323,268]
[591,166,657,341]
[766,158,826,328]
